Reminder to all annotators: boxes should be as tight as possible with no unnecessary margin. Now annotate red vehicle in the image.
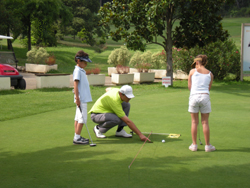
[0,64,26,89]
[0,35,26,89]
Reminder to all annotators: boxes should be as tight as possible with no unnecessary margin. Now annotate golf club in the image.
[198,123,203,145]
[78,106,96,147]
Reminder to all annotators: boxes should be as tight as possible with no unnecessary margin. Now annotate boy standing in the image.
[73,50,92,145]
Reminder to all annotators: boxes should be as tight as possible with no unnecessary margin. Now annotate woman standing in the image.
[188,55,216,152]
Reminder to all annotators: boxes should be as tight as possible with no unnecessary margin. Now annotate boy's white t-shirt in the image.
[73,66,92,103]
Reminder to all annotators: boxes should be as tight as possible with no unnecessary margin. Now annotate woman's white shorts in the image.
[188,94,211,114]
[74,103,87,124]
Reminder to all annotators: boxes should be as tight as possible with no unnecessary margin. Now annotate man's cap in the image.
[119,85,135,99]
[76,55,92,63]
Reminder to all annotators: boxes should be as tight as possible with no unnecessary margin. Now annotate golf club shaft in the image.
[78,106,95,145]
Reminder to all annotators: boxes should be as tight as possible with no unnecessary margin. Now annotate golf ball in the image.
[162,139,165,143]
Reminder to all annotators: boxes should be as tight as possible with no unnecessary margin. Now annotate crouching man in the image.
[89,85,151,142]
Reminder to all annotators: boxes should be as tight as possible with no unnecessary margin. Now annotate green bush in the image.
[172,39,240,81]
[19,36,36,48]
[129,51,153,72]
[27,47,49,64]
[151,51,166,69]
[107,46,131,66]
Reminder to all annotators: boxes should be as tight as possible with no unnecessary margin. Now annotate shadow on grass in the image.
[35,88,73,93]
[98,134,182,144]
[218,147,250,153]
[0,89,25,95]
[1,144,249,188]
[211,80,250,98]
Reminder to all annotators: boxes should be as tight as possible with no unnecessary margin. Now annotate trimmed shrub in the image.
[107,46,131,67]
[129,51,153,72]
[172,39,240,81]
[27,47,49,64]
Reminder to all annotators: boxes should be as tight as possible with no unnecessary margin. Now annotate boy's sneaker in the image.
[93,125,106,138]
[189,144,198,151]
[80,136,89,142]
[205,144,216,152]
[115,129,132,138]
[73,137,89,145]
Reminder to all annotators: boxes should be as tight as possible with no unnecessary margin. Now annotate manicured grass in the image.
[0,81,250,187]
[222,17,250,48]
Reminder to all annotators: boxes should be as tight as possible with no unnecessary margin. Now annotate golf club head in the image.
[90,143,96,147]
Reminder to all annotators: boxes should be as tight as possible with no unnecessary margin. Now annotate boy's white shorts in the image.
[188,94,211,114]
[74,103,87,124]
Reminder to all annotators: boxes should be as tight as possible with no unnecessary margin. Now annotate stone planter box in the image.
[173,70,188,79]
[111,73,134,85]
[133,72,155,83]
[26,63,58,74]
[36,74,70,88]
[149,69,167,78]
[129,68,138,73]
[108,67,118,76]
[87,74,105,86]
[0,77,10,90]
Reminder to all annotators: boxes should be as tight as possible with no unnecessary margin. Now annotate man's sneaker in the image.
[189,144,198,151]
[80,136,89,142]
[115,129,132,138]
[73,137,89,145]
[205,144,216,152]
[93,125,106,138]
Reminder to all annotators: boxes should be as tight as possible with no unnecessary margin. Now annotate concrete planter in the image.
[129,68,138,73]
[87,74,105,86]
[133,72,155,83]
[26,63,58,74]
[173,70,188,79]
[149,69,167,78]
[36,74,70,88]
[0,77,10,90]
[108,67,118,76]
[111,73,134,85]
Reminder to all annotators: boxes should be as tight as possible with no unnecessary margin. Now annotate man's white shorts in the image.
[74,103,87,124]
[188,94,211,114]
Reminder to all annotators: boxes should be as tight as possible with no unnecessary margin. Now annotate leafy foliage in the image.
[172,39,240,80]
[27,47,49,64]
[151,51,166,69]
[62,0,104,46]
[116,65,130,74]
[99,0,230,85]
[129,51,152,72]
[173,1,229,49]
[107,46,131,67]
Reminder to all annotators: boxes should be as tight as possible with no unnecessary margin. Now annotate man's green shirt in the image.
[88,88,125,118]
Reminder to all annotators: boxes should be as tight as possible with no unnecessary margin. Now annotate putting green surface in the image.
[0,82,250,187]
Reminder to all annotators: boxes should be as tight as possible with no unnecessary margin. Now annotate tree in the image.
[18,0,72,50]
[62,0,104,46]
[0,0,22,50]
[99,0,231,85]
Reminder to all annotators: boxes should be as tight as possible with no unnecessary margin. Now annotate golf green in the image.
[0,82,250,187]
